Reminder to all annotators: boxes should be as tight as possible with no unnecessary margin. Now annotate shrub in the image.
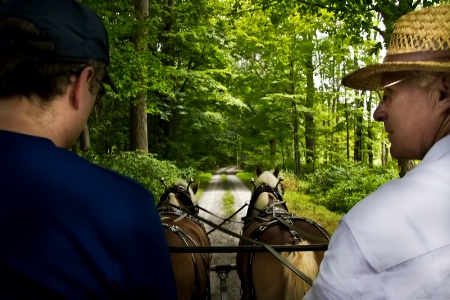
[194,172,212,199]
[305,162,398,213]
[81,150,197,202]
[236,171,256,190]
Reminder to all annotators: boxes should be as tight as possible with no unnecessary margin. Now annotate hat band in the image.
[383,50,450,63]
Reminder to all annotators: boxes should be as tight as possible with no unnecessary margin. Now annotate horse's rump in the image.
[160,214,211,300]
[157,179,211,299]
[237,216,329,299]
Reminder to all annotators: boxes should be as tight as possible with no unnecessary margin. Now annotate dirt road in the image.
[198,167,252,300]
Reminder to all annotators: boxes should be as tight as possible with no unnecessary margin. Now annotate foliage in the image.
[196,172,213,187]
[78,0,417,194]
[305,162,398,213]
[81,151,197,202]
[284,190,342,234]
[222,191,236,219]
[195,172,213,199]
[276,170,341,234]
[221,174,228,183]
[237,170,341,233]
[235,171,254,191]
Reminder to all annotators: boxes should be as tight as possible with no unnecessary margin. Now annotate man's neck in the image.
[0,96,64,147]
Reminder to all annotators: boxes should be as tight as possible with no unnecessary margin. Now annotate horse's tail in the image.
[282,240,319,300]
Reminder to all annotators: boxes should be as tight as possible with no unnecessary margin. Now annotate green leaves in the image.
[82,151,197,201]
[306,162,398,213]
[78,0,402,181]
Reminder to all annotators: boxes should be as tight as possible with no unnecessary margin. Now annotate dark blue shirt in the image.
[0,130,177,299]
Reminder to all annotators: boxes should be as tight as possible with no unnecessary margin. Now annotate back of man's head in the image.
[0,0,116,100]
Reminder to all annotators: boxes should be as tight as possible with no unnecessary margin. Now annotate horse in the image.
[157,179,212,300]
[236,166,330,300]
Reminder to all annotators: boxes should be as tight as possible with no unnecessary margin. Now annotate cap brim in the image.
[341,61,450,90]
[103,69,118,93]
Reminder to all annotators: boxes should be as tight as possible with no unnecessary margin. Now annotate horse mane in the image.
[254,166,283,197]
[158,179,199,213]
[172,179,198,206]
[254,171,278,189]
[246,167,284,220]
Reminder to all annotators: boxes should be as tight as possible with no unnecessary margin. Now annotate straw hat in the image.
[341,4,450,90]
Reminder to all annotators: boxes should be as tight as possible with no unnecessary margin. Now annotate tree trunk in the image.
[292,102,301,176]
[304,34,315,170]
[382,142,389,166]
[130,0,149,152]
[288,53,301,176]
[269,139,276,166]
[345,93,350,160]
[354,90,363,161]
[332,83,338,164]
[366,92,374,167]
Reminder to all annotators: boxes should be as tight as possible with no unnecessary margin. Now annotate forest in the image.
[72,0,447,214]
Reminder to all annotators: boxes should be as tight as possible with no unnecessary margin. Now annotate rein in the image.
[202,203,249,234]
[165,202,319,286]
[197,204,248,224]
[157,179,211,299]
[240,179,329,291]
[243,183,287,222]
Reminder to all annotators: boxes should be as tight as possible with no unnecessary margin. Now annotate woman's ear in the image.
[71,66,95,109]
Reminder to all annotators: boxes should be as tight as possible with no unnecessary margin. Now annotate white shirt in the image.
[304,135,450,300]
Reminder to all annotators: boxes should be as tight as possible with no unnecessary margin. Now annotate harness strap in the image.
[245,185,286,221]
[158,184,199,214]
[166,203,317,286]
[247,246,256,299]
[158,209,203,226]
[275,216,331,241]
[242,216,309,298]
[162,223,211,299]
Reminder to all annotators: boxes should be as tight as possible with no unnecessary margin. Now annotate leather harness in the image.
[158,185,211,300]
[238,183,330,299]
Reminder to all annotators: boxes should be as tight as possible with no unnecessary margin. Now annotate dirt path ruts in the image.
[197,167,251,300]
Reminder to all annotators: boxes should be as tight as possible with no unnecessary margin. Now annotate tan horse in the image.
[157,179,212,300]
[236,167,330,300]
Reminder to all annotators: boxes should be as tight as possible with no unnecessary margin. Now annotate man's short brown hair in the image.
[0,17,105,102]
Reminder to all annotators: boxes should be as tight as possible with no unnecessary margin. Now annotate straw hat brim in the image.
[341,61,450,91]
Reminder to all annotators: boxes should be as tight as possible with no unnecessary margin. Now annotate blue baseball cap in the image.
[0,0,118,93]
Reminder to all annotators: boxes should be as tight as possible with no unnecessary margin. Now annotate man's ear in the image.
[435,74,450,115]
[71,66,95,109]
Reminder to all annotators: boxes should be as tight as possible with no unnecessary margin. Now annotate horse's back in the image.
[161,216,211,300]
[237,216,329,299]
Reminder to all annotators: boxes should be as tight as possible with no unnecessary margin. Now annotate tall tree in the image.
[130,0,149,151]
[304,33,316,170]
